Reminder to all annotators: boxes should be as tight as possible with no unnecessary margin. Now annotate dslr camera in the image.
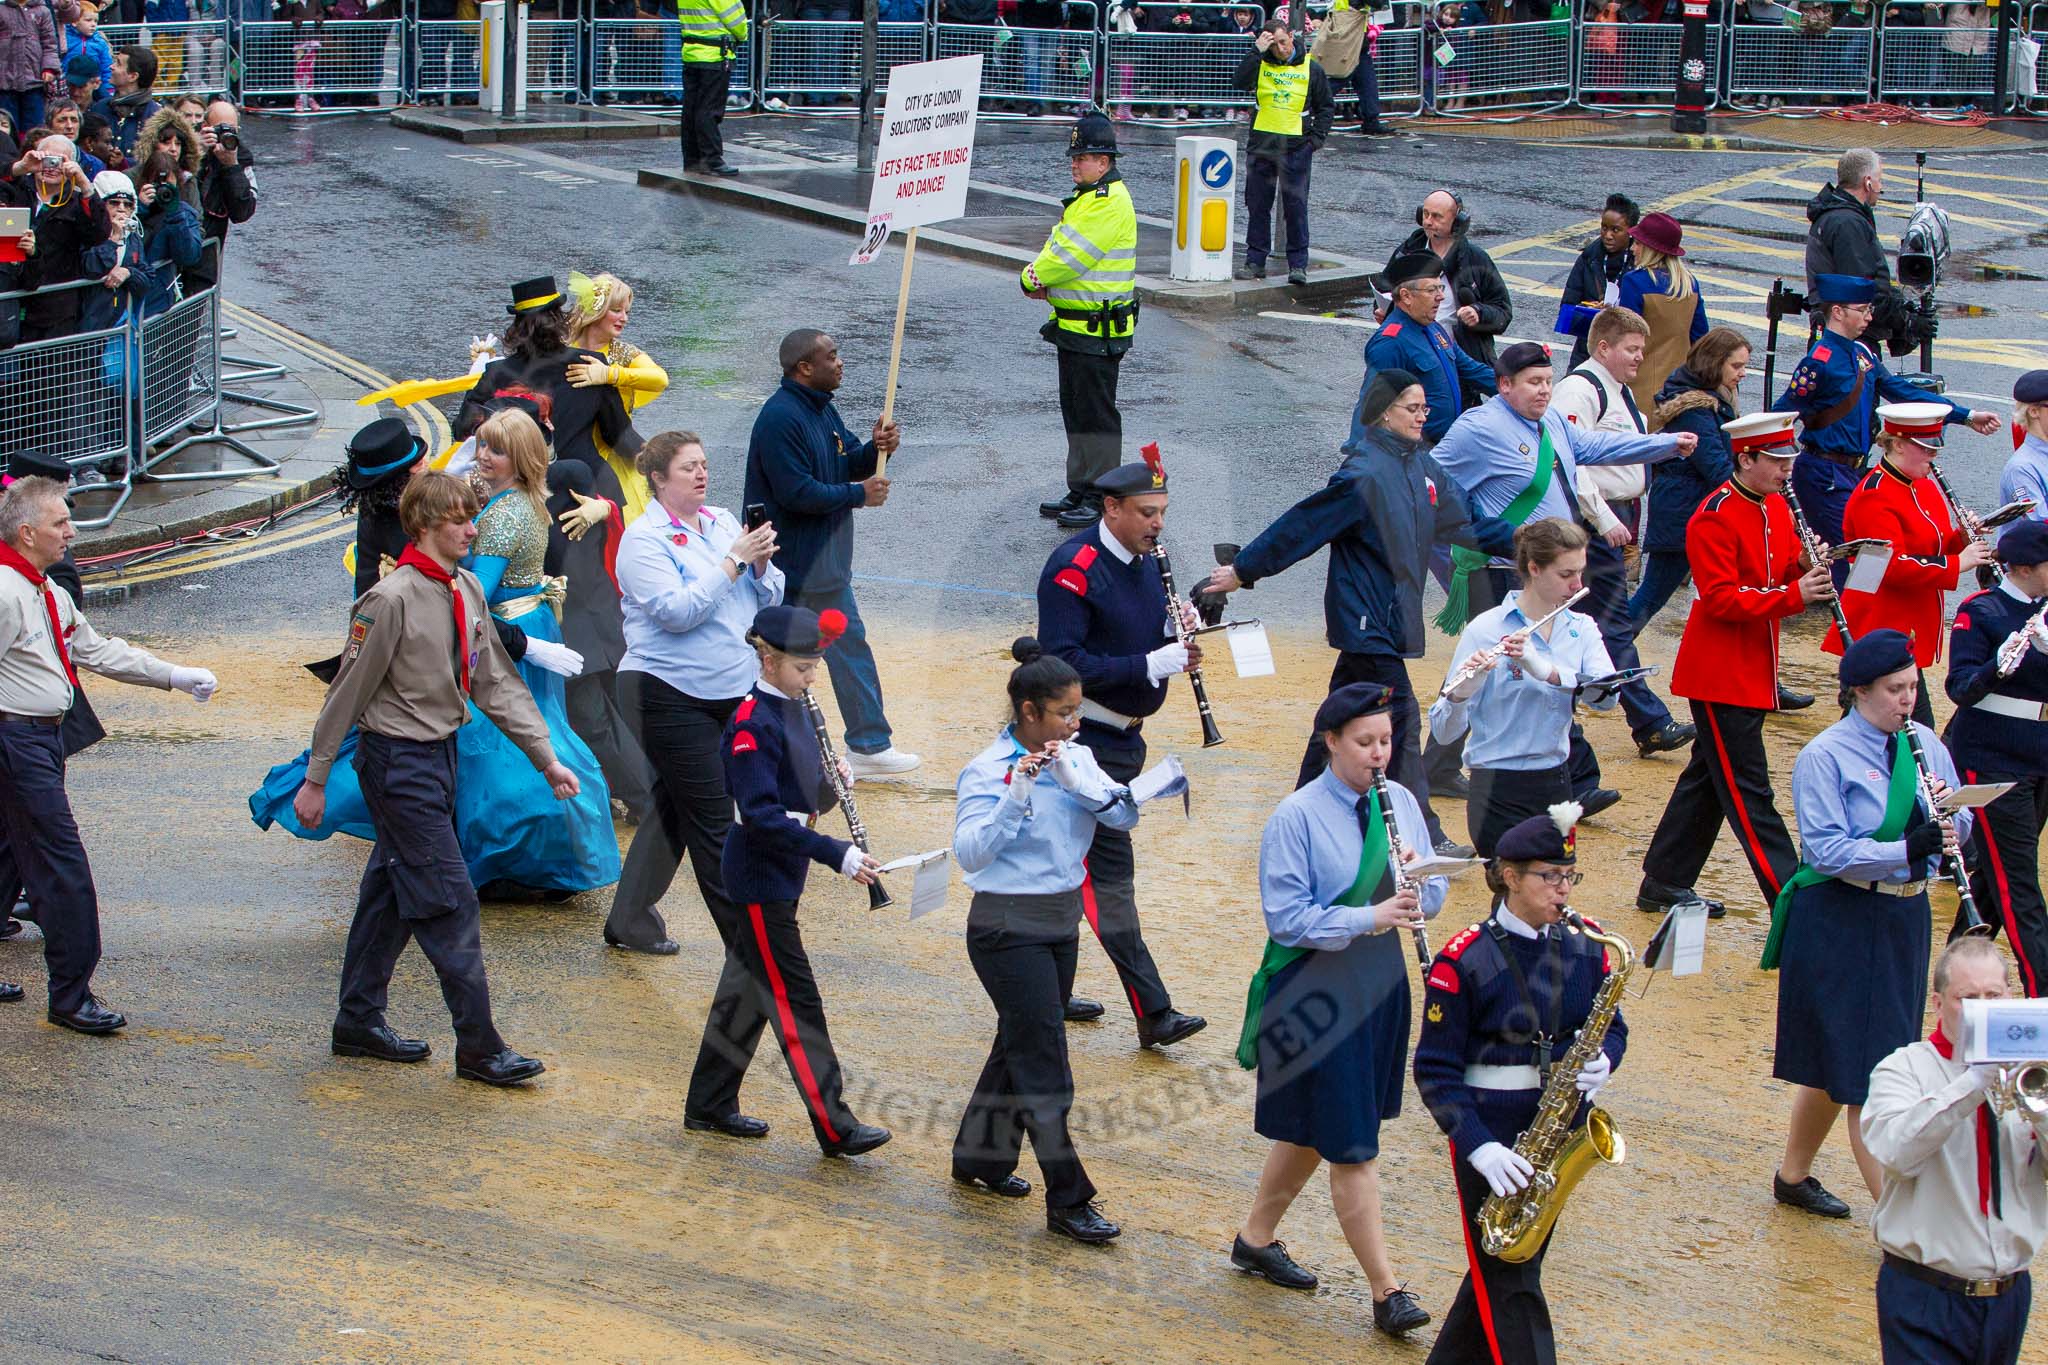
[212,124,240,149]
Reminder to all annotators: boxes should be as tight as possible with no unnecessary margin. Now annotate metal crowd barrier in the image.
[1724,17,1872,105]
[237,18,406,104]
[761,18,929,103]
[1579,19,1720,107]
[1425,16,1573,113]
[1103,4,1264,111]
[0,279,135,529]
[1878,24,1998,99]
[934,2,1099,108]
[1368,24,1425,114]
[586,16,754,104]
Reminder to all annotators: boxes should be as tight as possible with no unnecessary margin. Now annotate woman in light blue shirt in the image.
[951,636,1138,1247]
[1430,519,1617,857]
[603,431,783,962]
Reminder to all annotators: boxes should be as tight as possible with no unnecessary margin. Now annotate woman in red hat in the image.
[1618,211,1710,414]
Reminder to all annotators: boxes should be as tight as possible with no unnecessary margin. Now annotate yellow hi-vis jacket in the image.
[677,0,748,64]
[1020,172,1138,357]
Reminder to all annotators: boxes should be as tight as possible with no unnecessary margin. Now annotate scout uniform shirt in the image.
[306,557,555,785]
[0,559,173,716]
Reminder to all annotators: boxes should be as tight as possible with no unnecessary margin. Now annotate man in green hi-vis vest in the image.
[677,0,748,176]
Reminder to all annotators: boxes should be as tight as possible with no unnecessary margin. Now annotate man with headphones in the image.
[1382,190,1511,398]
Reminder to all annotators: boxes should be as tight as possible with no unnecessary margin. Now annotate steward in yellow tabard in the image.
[1231,17,1334,288]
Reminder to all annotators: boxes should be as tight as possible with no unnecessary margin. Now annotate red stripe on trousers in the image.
[747,902,841,1146]
[1449,1140,1507,1365]
[1703,703,1783,897]
[1079,860,1145,1022]
[1966,769,2038,997]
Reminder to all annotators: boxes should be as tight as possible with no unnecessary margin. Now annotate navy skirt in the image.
[1773,876,1931,1105]
[1254,926,1411,1163]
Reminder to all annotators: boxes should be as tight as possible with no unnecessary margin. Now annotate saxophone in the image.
[1476,910,1633,1263]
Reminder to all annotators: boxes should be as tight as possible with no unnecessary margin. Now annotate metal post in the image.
[858,0,878,171]
[1672,0,1709,133]
[1996,0,2016,112]
[501,0,520,116]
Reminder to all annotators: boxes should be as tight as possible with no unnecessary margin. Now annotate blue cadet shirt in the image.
[745,376,880,597]
[1999,434,2048,546]
[1357,313,1498,444]
[1790,709,1972,886]
[1036,523,1174,750]
[1428,591,1617,769]
[1259,767,1447,949]
[720,681,852,903]
[1771,328,1970,460]
[1946,579,2048,777]
[1414,903,1629,1158]
[616,501,785,701]
[954,730,1139,895]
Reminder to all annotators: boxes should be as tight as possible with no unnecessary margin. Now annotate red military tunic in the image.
[1671,479,1809,710]
[1823,459,1968,666]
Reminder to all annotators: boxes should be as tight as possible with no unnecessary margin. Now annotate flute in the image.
[801,689,893,911]
[1436,588,1590,700]
[1153,544,1225,748]
[1899,720,1986,935]
[1371,767,1431,968]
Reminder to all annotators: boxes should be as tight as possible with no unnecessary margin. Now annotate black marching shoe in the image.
[1774,1170,1851,1218]
[1636,720,1696,757]
[1064,995,1105,1022]
[684,1110,771,1139]
[704,163,740,177]
[953,1169,1033,1198]
[1360,120,1398,136]
[1231,1234,1317,1290]
[604,930,681,956]
[1777,685,1815,711]
[1056,495,1104,530]
[455,1049,546,1086]
[0,917,23,940]
[332,1023,431,1063]
[1047,1200,1121,1243]
[0,981,20,1003]
[1373,1287,1431,1335]
[822,1123,892,1158]
[1637,875,1727,920]
[1578,787,1622,820]
[1287,267,1309,287]
[1039,489,1084,519]
[1138,1008,1207,1050]
[1432,769,1471,800]
[48,995,126,1035]
[1233,259,1268,281]
[1434,839,1476,861]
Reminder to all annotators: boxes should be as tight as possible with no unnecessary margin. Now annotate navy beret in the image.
[751,605,846,659]
[1998,519,2048,567]
[1384,250,1443,288]
[1096,461,1167,498]
[1813,273,1877,305]
[1496,803,1580,865]
[1839,627,1915,687]
[2015,370,2048,405]
[1495,341,1553,379]
[1314,682,1395,735]
[1359,368,1422,427]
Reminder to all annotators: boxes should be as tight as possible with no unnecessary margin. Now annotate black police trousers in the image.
[1951,768,2048,998]
[0,717,102,1013]
[1081,735,1173,1022]
[1057,347,1123,495]
[608,673,740,949]
[336,731,506,1057]
[1642,699,1798,909]
[680,59,730,170]
[686,896,861,1149]
[953,907,1096,1210]
[1427,1139,1557,1365]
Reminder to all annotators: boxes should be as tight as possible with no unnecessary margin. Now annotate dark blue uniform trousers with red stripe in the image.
[338,732,507,1057]
[0,718,103,1014]
[1642,700,1798,907]
[1081,732,1173,1022]
[1428,1142,1556,1365]
[1877,1261,2031,1365]
[686,897,859,1149]
[1950,769,2048,998]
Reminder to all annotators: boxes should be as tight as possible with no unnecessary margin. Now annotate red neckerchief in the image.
[0,541,76,687]
[1931,1025,2006,1218]
[396,544,470,695]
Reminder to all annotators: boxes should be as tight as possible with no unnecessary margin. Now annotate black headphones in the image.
[1416,190,1471,234]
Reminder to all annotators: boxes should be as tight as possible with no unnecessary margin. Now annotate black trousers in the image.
[1429,1139,1558,1365]
[1876,1259,2030,1365]
[1057,347,1123,495]
[337,732,506,1057]
[1950,767,2048,998]
[680,60,729,169]
[565,666,655,821]
[1467,764,1572,860]
[685,896,861,1149]
[953,922,1095,1209]
[1243,140,1312,271]
[1297,651,1445,843]
[608,673,740,948]
[1582,532,1674,739]
[1642,699,1798,907]
[1081,735,1173,1021]
[0,718,101,1012]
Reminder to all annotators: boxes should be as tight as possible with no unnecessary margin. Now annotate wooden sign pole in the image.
[877,226,918,476]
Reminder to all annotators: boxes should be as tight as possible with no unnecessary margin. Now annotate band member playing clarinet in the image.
[1763,630,1972,1219]
[1429,519,1617,856]
[1232,682,1442,1336]
[1036,452,1207,1048]
[1824,402,1995,728]
[1943,521,2048,995]
[950,637,1140,1245]
[684,605,892,1159]
[1414,804,1627,1365]
[1636,412,1825,924]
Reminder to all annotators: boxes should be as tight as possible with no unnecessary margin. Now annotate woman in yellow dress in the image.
[565,271,668,522]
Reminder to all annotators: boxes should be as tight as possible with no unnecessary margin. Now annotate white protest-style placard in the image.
[863,53,984,236]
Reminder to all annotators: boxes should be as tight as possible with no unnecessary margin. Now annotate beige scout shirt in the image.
[1552,359,1648,535]
[1863,1038,2048,1282]
[306,562,555,785]
[0,565,174,717]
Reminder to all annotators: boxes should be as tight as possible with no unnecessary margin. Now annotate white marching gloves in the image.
[1468,1141,1535,1198]
[169,666,217,702]
[1145,641,1191,684]
[522,638,585,679]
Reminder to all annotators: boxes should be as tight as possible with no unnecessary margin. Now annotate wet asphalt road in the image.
[6,114,2048,1362]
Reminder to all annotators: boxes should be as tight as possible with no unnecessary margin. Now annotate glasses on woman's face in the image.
[1392,401,1431,415]
[1528,869,1583,888]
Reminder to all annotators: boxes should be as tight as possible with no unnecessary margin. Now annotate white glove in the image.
[168,665,217,702]
[1145,641,1191,684]
[839,844,868,880]
[1050,744,1084,793]
[1468,1141,1535,1199]
[1575,1049,1612,1099]
[1963,1064,1999,1095]
[2033,619,2048,653]
[522,638,585,679]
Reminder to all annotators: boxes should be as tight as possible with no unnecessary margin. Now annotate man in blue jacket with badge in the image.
[1357,249,1497,449]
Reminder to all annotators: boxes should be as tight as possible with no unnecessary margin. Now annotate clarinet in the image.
[1899,720,1986,935]
[1782,479,1855,643]
[801,689,893,911]
[1371,767,1431,968]
[1153,544,1225,748]
[1926,461,2003,590]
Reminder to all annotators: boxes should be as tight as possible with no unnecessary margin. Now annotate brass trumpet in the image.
[1987,1062,2048,1119]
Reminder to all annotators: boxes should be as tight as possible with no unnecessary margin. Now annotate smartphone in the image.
[744,503,767,531]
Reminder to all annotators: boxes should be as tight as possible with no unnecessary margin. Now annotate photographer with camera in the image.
[179,97,254,300]
[3,132,110,340]
[1806,148,1930,358]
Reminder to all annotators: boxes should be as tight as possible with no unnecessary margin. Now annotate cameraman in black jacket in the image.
[1805,147,1927,357]
[179,98,256,299]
